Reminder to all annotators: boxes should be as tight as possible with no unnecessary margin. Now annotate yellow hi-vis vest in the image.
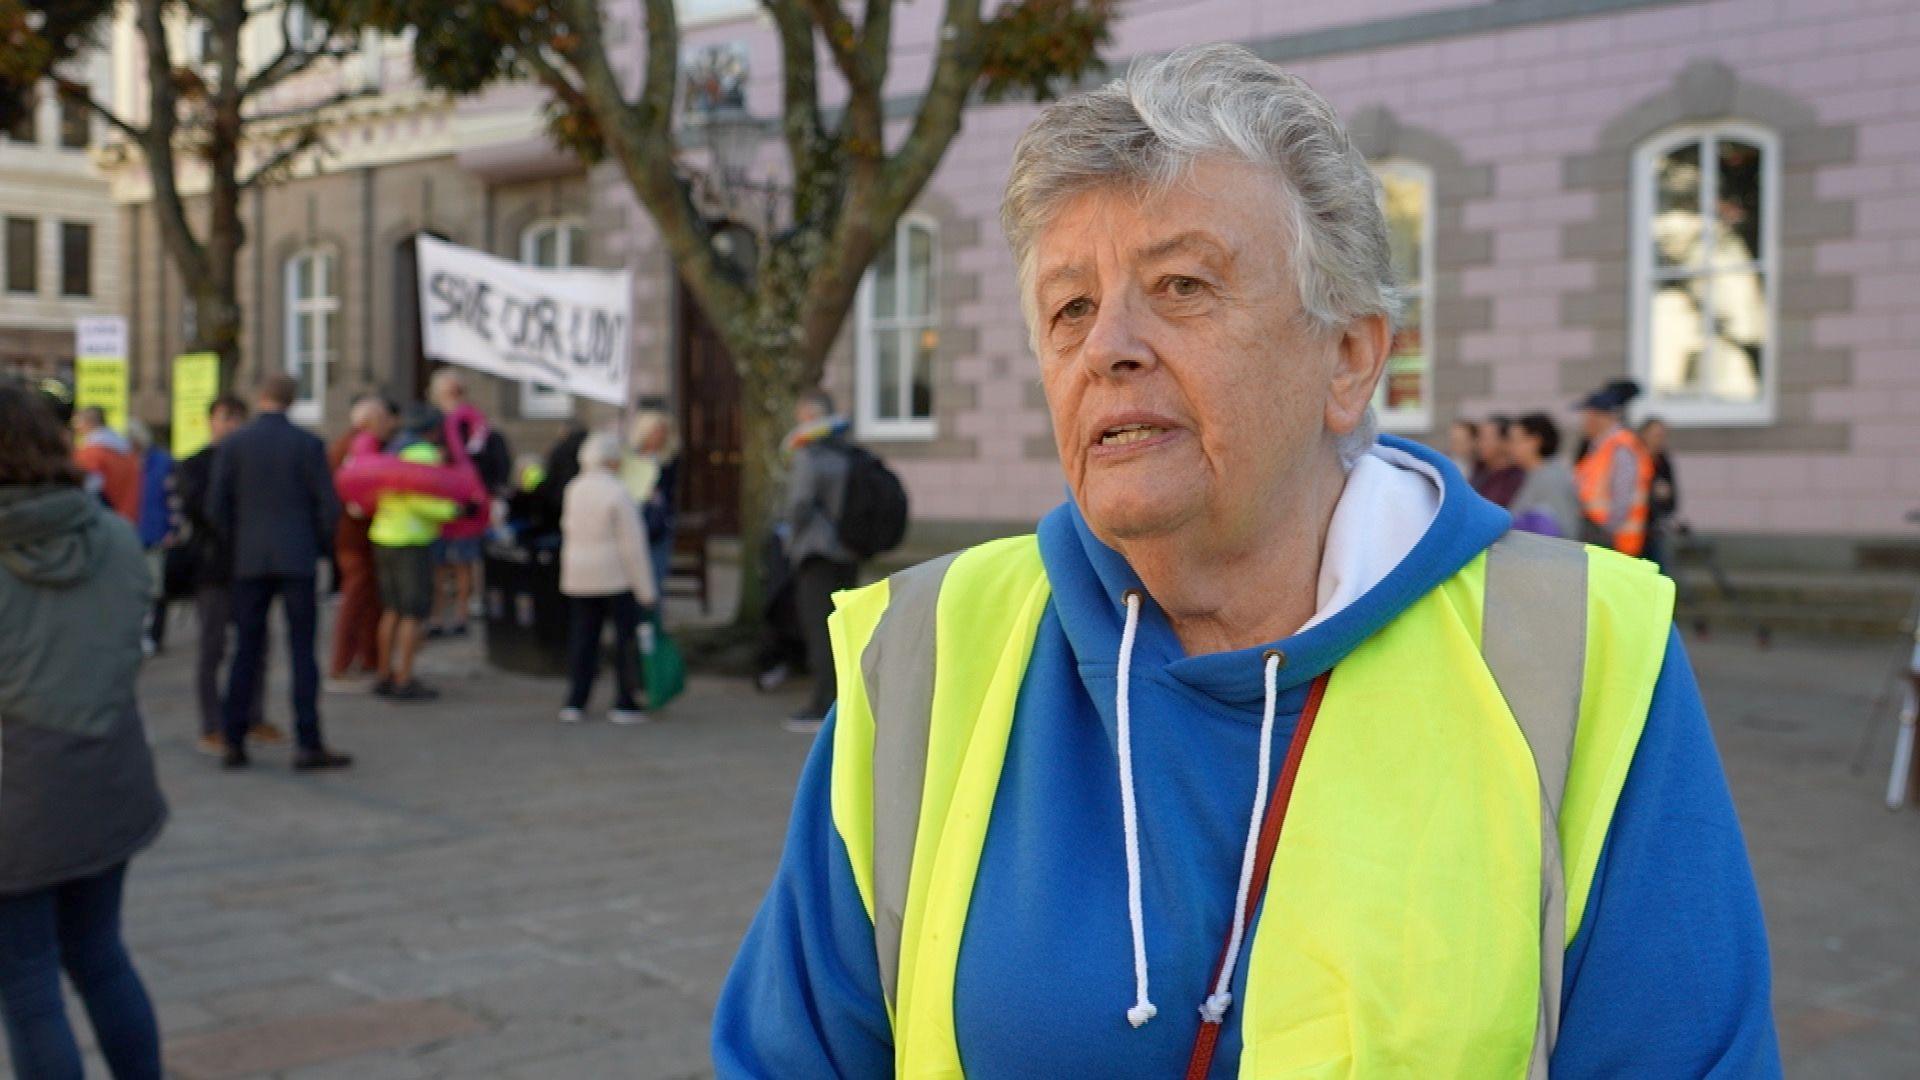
[826,530,1674,1078]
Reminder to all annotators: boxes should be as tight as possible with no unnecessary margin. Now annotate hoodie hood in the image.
[82,428,131,455]
[1038,435,1513,706]
[0,486,111,588]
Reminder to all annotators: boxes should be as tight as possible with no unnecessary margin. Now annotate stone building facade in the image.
[613,0,1920,550]
[107,30,598,454]
[0,53,121,382]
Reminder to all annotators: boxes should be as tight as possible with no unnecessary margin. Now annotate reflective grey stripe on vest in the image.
[862,552,959,1011]
[861,533,1590,1070]
[1482,531,1589,1080]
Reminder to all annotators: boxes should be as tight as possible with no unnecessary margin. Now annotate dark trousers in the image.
[194,583,265,738]
[328,550,381,678]
[226,575,323,752]
[565,593,642,711]
[795,557,858,718]
[0,863,161,1080]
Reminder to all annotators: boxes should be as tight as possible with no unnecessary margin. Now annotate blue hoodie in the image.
[714,436,1779,1078]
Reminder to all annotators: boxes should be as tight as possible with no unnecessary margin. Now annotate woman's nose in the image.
[1081,292,1156,379]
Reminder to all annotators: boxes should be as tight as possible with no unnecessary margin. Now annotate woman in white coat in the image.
[559,432,657,724]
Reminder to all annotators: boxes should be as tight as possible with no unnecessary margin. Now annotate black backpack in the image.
[834,444,909,559]
[473,429,513,494]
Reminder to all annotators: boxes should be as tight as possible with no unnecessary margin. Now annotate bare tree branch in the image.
[239,126,326,189]
[798,0,861,86]
[133,0,212,288]
[763,0,832,222]
[882,0,982,214]
[50,77,146,143]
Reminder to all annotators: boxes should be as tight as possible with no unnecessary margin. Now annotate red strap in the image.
[1183,673,1330,1080]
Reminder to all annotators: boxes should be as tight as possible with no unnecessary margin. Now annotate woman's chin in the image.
[1079,484,1201,544]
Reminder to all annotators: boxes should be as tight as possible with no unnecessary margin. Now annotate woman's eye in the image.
[1167,276,1205,297]
[1055,297,1093,322]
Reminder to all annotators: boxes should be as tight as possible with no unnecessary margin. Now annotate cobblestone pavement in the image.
[9,612,1919,1077]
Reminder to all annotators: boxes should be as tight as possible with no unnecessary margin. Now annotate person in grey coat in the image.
[0,381,166,1079]
[1507,411,1583,540]
[778,390,860,733]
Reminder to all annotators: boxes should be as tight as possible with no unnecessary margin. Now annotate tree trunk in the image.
[733,355,802,632]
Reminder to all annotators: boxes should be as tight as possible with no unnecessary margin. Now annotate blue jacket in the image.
[714,437,1779,1078]
[209,412,339,579]
[137,449,174,549]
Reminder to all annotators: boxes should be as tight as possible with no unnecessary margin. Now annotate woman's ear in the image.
[1325,313,1392,436]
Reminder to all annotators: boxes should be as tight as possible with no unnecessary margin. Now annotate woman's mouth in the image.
[1100,423,1166,446]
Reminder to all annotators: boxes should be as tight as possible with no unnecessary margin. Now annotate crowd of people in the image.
[1447,378,1681,573]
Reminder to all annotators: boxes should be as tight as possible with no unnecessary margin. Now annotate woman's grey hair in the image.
[1001,43,1397,467]
[578,431,625,472]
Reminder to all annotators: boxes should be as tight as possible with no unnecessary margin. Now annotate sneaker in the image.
[196,733,225,757]
[755,663,791,694]
[783,713,825,735]
[446,623,470,638]
[373,679,396,698]
[385,681,440,703]
[425,625,449,641]
[558,707,585,724]
[221,746,250,770]
[247,721,290,745]
[292,747,354,771]
[609,708,649,726]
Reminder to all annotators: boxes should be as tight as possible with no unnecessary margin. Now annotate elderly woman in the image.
[558,432,657,725]
[714,45,1777,1077]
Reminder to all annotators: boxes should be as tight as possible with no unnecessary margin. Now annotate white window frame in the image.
[1630,124,1780,428]
[1371,161,1435,434]
[518,218,583,419]
[283,247,336,424]
[855,215,939,440]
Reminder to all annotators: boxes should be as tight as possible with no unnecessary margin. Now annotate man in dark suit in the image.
[173,394,274,756]
[209,374,353,770]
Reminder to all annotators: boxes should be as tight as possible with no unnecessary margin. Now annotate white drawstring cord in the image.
[1116,589,1157,1029]
[1199,649,1283,1024]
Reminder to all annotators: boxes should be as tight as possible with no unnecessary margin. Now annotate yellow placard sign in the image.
[73,356,128,434]
[171,352,221,458]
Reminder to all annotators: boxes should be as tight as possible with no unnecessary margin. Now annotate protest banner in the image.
[171,352,221,457]
[414,235,632,406]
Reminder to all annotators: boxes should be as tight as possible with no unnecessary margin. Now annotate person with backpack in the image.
[776,389,908,734]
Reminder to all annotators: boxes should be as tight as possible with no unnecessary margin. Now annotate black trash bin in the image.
[484,537,569,676]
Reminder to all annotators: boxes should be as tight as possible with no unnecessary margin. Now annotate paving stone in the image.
[165,998,484,1079]
[0,612,1901,1079]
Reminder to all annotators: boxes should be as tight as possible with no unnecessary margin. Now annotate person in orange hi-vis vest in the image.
[1574,380,1655,557]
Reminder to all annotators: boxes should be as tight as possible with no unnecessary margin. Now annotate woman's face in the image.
[1447,422,1475,461]
[1641,421,1667,454]
[1028,158,1387,549]
[1507,426,1539,467]
[1475,423,1507,468]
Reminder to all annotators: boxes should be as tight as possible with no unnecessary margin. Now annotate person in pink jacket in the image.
[428,370,492,638]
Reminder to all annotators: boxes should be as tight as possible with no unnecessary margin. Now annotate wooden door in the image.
[676,281,742,536]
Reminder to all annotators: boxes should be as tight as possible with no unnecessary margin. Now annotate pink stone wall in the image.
[616,0,1920,537]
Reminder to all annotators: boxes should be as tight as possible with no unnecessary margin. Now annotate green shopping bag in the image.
[638,609,686,710]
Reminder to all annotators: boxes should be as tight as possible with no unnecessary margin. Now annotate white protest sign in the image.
[415,234,633,407]
[76,315,127,359]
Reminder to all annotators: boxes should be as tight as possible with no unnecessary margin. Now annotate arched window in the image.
[283,247,336,422]
[1632,125,1778,425]
[1372,162,1434,432]
[856,215,938,439]
[519,218,587,418]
